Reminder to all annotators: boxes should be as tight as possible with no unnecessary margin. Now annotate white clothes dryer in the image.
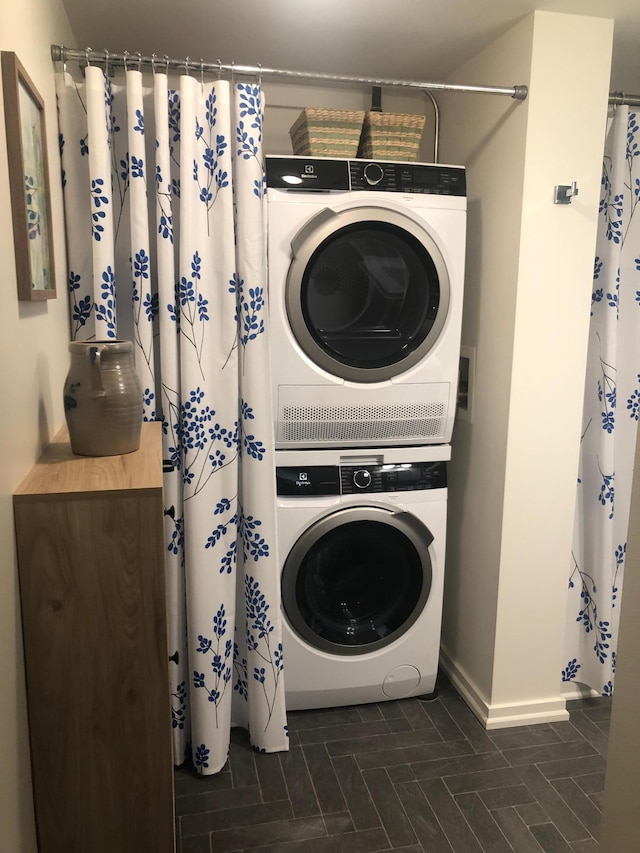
[266,156,466,449]
[275,444,449,711]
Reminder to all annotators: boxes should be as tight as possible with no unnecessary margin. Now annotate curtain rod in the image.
[609,91,640,107]
[50,44,528,101]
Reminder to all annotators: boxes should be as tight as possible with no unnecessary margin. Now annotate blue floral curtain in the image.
[56,64,288,773]
[563,107,640,696]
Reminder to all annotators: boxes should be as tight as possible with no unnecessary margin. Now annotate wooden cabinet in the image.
[14,423,175,853]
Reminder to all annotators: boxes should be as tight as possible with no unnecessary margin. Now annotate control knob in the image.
[363,162,384,186]
[353,469,372,489]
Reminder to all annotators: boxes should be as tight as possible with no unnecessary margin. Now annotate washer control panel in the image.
[276,461,446,496]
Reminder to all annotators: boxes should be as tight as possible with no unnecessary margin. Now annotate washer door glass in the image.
[282,508,433,656]
[286,207,451,383]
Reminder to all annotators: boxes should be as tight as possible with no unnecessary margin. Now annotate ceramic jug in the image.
[63,340,143,456]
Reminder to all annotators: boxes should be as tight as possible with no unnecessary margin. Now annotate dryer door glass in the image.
[299,221,441,379]
[282,515,432,655]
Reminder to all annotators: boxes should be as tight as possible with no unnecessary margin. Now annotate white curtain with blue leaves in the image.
[56,65,288,774]
[563,107,640,697]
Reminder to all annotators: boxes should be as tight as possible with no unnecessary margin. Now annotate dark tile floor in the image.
[174,676,610,852]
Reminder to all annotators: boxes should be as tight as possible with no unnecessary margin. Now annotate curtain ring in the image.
[104,49,109,78]
[135,51,142,72]
[151,53,157,75]
[123,50,129,72]
[60,43,67,74]
[85,47,93,67]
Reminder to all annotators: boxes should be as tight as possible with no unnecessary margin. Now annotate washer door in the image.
[286,206,450,383]
[281,506,434,656]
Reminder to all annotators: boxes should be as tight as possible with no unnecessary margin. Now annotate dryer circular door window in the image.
[286,206,451,383]
[281,505,434,655]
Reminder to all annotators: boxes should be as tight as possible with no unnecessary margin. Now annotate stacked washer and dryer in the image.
[266,155,466,710]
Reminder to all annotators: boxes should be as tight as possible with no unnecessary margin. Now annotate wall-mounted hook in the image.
[554,181,579,204]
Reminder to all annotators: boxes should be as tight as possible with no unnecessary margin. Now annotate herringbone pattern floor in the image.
[174,677,609,852]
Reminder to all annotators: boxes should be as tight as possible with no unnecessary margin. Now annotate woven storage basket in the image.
[358,111,426,161]
[289,108,365,157]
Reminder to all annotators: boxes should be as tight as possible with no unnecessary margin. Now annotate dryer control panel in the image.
[349,161,465,196]
[265,156,465,196]
[276,461,447,496]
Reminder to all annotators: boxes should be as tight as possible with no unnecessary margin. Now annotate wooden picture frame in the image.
[2,51,56,300]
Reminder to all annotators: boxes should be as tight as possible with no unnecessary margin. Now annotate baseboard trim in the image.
[439,646,570,729]
[561,682,602,700]
[439,645,491,723]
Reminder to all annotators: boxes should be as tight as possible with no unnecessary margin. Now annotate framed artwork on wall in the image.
[1,51,56,301]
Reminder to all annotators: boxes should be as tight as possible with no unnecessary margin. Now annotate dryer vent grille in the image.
[278,402,447,444]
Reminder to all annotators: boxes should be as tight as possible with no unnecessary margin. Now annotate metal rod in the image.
[50,44,529,100]
[609,91,640,107]
[423,91,440,164]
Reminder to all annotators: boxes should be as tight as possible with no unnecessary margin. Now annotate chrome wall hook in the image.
[554,181,579,204]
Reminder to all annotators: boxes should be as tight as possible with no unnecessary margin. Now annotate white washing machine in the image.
[266,155,466,449]
[275,444,449,711]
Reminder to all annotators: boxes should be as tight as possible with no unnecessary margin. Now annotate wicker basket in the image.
[289,108,366,157]
[357,111,426,161]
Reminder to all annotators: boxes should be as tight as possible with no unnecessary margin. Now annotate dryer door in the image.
[286,206,450,383]
[281,506,433,655]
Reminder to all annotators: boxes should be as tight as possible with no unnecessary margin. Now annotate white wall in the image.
[439,11,613,726]
[0,1,75,850]
[439,14,534,706]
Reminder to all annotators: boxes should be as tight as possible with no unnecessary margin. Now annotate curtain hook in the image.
[151,53,157,75]
[60,43,67,74]
[135,51,142,73]
[164,55,170,75]
[257,63,263,87]
[217,59,222,80]
[185,56,190,76]
[85,47,93,67]
[104,49,109,78]
[231,60,235,85]
[123,50,129,72]
[200,58,205,89]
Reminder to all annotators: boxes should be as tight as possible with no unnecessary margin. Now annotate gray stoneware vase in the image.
[63,340,143,456]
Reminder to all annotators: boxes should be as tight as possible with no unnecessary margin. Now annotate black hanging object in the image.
[371,86,382,112]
